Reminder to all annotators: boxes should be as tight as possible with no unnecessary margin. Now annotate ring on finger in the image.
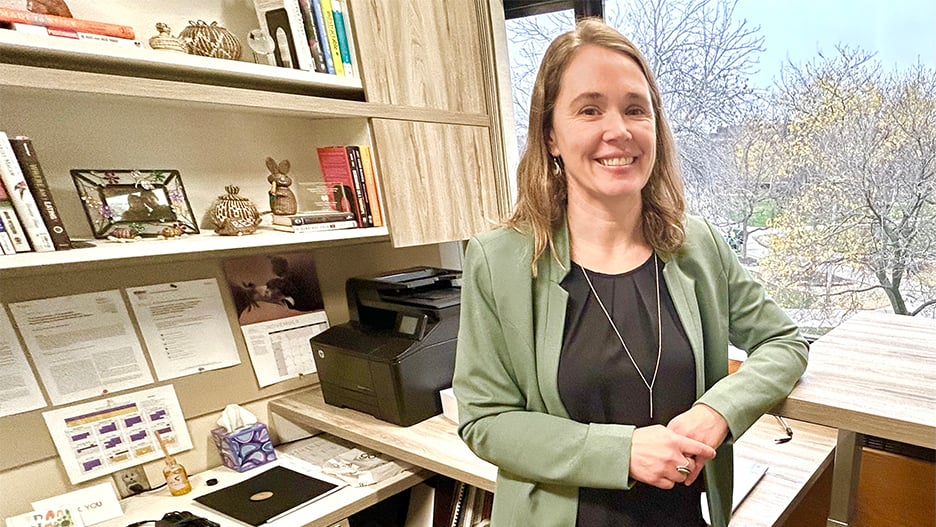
[676,464,690,477]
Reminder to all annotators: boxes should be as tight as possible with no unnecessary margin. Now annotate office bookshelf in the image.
[0,0,508,277]
[0,0,509,516]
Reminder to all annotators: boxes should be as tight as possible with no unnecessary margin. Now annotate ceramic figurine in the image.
[158,223,187,239]
[266,157,298,215]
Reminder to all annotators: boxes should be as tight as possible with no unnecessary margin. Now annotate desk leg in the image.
[827,430,863,527]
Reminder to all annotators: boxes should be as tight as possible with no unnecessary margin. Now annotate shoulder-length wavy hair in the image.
[507,17,686,275]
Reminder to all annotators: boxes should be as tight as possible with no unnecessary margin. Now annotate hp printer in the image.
[310,267,461,426]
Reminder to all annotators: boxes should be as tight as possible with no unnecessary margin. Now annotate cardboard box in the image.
[210,422,276,472]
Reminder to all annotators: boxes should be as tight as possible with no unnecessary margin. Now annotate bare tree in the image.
[762,49,936,320]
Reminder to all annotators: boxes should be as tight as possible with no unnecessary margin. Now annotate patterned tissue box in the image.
[210,422,276,472]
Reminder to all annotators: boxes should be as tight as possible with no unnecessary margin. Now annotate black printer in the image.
[310,267,461,426]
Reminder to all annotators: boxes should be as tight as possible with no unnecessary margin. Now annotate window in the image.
[504,0,936,334]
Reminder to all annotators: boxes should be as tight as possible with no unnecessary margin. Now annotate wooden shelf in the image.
[0,226,390,277]
[0,36,490,126]
[0,28,363,96]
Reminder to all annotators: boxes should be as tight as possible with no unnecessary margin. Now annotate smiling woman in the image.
[454,17,809,527]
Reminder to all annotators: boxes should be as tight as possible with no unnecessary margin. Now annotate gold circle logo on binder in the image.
[250,491,275,501]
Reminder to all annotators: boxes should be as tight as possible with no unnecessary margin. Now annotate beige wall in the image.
[0,240,451,519]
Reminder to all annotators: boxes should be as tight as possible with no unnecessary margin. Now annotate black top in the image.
[558,254,705,527]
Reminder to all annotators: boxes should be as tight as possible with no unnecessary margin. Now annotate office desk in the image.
[270,386,837,526]
[774,311,936,527]
[95,456,431,527]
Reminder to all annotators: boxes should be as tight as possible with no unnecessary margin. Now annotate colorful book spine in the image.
[319,0,344,76]
[309,0,335,74]
[316,146,363,227]
[330,0,353,77]
[0,178,31,252]
[9,136,72,250]
[0,131,54,252]
[358,145,383,227]
[0,7,135,39]
[297,0,328,73]
[347,146,372,227]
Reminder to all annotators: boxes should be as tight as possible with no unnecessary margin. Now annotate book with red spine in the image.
[0,8,135,39]
[9,136,72,250]
[316,146,364,227]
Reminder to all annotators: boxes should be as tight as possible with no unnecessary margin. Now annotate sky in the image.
[731,0,936,89]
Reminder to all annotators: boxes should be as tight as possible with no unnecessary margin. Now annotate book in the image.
[253,0,315,70]
[346,146,372,227]
[297,0,328,73]
[309,0,335,74]
[319,0,344,76]
[272,210,356,226]
[5,22,142,47]
[0,131,54,252]
[0,7,135,39]
[330,0,353,77]
[194,465,342,526]
[316,146,364,227]
[271,219,358,233]
[9,136,72,250]
[0,177,30,251]
[0,218,15,254]
[358,145,383,227]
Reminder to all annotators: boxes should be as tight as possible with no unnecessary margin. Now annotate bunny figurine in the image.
[266,157,298,215]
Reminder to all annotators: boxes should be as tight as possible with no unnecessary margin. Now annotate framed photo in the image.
[70,169,199,238]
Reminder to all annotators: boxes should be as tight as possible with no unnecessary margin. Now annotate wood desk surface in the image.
[270,385,498,492]
[774,311,936,448]
[270,387,837,526]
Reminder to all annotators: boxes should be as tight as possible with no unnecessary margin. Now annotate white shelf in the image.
[0,226,390,276]
[0,28,363,97]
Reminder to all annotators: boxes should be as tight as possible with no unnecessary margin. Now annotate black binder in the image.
[194,466,340,525]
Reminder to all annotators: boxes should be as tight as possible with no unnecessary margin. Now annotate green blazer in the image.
[453,215,808,526]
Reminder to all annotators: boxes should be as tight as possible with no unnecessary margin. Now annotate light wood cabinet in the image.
[372,119,501,246]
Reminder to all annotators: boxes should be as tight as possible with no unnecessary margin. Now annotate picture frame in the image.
[70,169,200,239]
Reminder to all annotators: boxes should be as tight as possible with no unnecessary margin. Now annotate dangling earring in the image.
[551,156,563,177]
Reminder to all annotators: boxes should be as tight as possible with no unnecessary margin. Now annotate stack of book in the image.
[0,7,139,48]
[253,0,357,77]
[0,131,73,255]
[271,210,357,233]
[315,144,383,229]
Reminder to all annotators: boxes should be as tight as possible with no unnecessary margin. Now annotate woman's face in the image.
[547,44,656,208]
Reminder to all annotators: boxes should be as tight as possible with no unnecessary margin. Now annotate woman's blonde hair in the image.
[507,17,686,275]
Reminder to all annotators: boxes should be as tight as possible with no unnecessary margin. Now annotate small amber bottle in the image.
[155,431,192,496]
[163,457,192,496]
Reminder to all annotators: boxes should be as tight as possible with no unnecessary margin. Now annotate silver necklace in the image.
[581,254,662,418]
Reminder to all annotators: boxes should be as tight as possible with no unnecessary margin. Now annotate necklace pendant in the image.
[649,389,653,419]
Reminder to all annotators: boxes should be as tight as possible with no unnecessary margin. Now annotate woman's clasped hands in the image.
[629,404,729,489]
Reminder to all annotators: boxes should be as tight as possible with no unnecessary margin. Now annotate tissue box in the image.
[210,423,276,472]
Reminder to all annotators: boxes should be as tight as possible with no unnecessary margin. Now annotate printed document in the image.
[42,385,192,484]
[0,307,46,417]
[126,278,240,380]
[9,290,153,405]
